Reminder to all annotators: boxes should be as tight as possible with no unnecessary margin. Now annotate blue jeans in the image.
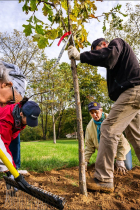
[9,134,20,169]
[124,149,132,170]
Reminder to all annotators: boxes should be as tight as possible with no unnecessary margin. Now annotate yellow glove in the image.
[68,45,80,60]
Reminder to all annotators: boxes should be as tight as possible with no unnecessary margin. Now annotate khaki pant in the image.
[94,85,140,182]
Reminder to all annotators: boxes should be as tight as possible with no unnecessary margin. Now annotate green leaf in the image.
[32,34,42,42]
[122,14,128,17]
[35,24,44,35]
[102,25,106,32]
[22,4,30,14]
[34,16,44,24]
[42,4,49,16]
[38,36,49,49]
[42,4,53,16]
[22,23,34,36]
[48,15,54,22]
[116,4,122,10]
[27,16,33,23]
[30,0,37,11]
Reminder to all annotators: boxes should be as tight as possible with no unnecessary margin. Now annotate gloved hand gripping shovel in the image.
[0,149,65,210]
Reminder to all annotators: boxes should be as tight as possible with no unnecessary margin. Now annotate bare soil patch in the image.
[0,165,140,209]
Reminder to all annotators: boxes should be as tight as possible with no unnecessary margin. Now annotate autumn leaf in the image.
[35,24,44,35]
[42,4,53,16]
[30,0,37,11]
[34,16,44,24]
[61,0,68,10]
[38,36,49,48]
[23,23,34,36]
[89,14,97,18]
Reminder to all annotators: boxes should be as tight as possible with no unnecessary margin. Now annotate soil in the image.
[0,164,140,210]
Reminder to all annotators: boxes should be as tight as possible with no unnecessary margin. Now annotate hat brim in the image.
[27,117,38,127]
[88,107,100,111]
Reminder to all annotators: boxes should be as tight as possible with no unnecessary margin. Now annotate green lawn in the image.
[20,140,140,172]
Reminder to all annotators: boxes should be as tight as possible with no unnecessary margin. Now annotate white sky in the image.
[0,0,139,78]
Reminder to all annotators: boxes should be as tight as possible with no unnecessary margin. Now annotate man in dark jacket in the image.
[68,38,140,192]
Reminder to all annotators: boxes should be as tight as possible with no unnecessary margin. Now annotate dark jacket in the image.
[80,38,140,101]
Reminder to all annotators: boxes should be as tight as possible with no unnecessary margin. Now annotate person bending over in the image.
[85,101,132,174]
[68,38,140,192]
[0,98,41,172]
[0,61,27,171]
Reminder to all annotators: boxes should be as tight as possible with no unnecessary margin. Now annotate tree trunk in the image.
[44,106,48,140]
[40,95,45,139]
[52,105,56,144]
[57,109,64,139]
[40,96,48,140]
[67,0,87,196]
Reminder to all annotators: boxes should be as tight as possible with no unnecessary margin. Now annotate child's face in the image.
[90,109,103,121]
[20,112,27,125]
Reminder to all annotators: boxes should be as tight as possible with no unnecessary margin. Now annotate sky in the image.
[0,0,139,78]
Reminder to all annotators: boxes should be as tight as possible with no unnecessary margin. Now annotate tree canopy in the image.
[104,3,140,62]
[20,0,126,49]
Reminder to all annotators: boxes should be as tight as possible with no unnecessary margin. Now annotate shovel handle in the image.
[0,148,19,178]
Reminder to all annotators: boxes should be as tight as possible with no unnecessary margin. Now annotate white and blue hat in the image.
[2,61,27,98]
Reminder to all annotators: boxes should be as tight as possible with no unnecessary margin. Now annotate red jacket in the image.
[0,103,25,167]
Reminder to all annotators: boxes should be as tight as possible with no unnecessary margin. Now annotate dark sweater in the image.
[80,38,140,101]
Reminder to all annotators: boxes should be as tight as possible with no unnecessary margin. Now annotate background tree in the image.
[104,3,140,62]
[30,57,73,142]
[0,29,44,82]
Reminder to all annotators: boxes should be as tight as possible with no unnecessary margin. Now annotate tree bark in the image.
[43,106,47,140]
[52,105,56,144]
[67,0,87,196]
[57,109,64,139]
[40,95,45,139]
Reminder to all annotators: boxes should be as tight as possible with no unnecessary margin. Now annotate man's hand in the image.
[115,160,128,175]
[68,46,80,60]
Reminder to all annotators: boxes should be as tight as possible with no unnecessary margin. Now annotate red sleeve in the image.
[12,126,25,140]
[0,104,17,168]
[0,122,16,168]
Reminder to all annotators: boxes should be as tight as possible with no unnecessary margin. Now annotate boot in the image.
[87,178,114,193]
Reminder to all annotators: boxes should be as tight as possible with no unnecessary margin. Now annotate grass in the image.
[130,145,140,167]
[21,140,80,172]
[20,140,140,172]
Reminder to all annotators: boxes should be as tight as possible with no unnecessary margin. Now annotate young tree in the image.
[20,0,125,195]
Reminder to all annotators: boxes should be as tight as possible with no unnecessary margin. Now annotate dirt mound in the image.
[0,165,140,209]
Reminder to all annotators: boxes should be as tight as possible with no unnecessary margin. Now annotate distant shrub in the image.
[20,126,42,141]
